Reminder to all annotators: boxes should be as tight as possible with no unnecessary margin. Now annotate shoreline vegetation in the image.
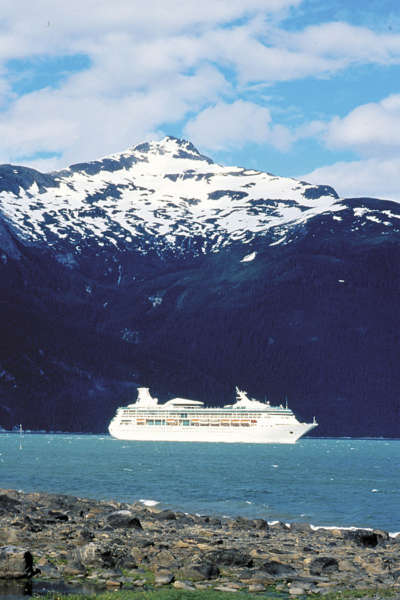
[0,489,399,598]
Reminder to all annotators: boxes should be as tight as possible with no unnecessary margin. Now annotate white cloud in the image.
[0,63,229,166]
[284,21,400,64]
[296,94,400,202]
[184,100,292,151]
[301,156,400,202]
[324,94,400,156]
[0,1,301,61]
[198,24,341,85]
[2,0,400,170]
[0,0,302,165]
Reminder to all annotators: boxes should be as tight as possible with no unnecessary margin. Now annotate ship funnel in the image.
[136,387,158,406]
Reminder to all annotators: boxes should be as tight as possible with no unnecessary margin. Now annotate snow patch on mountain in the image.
[241,252,257,262]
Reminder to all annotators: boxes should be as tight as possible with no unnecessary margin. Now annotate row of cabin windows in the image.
[123,411,266,419]
[122,419,256,427]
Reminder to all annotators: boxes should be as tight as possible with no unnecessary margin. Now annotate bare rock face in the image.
[0,546,34,579]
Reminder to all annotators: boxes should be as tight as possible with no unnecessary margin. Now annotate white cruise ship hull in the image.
[108,422,316,444]
[108,387,318,444]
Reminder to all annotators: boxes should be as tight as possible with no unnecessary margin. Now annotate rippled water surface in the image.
[0,434,399,532]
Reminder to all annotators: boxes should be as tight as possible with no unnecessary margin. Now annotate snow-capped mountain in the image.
[0,137,399,438]
[1,136,343,254]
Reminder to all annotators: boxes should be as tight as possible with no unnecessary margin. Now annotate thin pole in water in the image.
[19,424,23,450]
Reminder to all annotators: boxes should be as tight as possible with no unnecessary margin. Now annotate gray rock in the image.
[262,560,296,577]
[309,557,339,575]
[289,585,306,595]
[0,495,21,515]
[153,510,176,521]
[205,548,253,568]
[290,522,312,533]
[155,572,175,585]
[47,510,69,522]
[179,561,220,581]
[248,583,266,592]
[1,487,399,593]
[345,529,388,547]
[77,527,95,543]
[132,578,147,587]
[173,580,196,590]
[74,542,136,570]
[175,514,195,526]
[74,543,103,568]
[269,521,290,531]
[215,585,239,592]
[230,516,257,530]
[106,511,142,529]
[0,546,34,579]
[253,518,269,530]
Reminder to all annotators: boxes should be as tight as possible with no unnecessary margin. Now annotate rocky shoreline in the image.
[0,488,399,596]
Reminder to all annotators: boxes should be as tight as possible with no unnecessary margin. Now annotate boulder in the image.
[152,549,177,568]
[0,495,21,515]
[309,556,339,575]
[153,510,176,521]
[0,546,34,579]
[175,513,195,526]
[179,561,220,581]
[205,548,253,568]
[47,510,69,522]
[173,580,196,590]
[345,529,388,548]
[262,560,296,577]
[253,518,269,530]
[106,510,142,529]
[230,516,256,530]
[74,542,136,570]
[155,571,175,585]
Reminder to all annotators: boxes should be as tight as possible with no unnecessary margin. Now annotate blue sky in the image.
[1,0,400,199]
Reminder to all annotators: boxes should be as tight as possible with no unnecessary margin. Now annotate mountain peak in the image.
[130,136,213,164]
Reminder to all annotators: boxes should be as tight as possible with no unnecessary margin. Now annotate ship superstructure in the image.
[108,387,317,444]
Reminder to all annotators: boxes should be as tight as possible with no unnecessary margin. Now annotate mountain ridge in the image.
[0,136,341,255]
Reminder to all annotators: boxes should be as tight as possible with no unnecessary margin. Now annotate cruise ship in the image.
[108,387,317,444]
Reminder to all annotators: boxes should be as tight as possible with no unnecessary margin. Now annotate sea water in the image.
[0,435,399,533]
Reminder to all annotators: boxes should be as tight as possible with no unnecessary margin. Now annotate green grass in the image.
[43,591,279,600]
[41,586,399,600]
[310,588,398,600]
